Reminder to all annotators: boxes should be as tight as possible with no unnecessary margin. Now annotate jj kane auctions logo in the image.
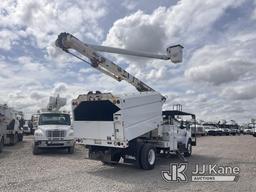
[162,163,240,182]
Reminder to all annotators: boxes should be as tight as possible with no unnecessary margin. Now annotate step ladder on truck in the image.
[55,32,196,170]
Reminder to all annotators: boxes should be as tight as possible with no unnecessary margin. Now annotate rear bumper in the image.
[35,140,74,148]
[76,138,128,148]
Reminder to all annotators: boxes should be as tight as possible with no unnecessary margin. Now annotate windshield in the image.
[39,113,71,125]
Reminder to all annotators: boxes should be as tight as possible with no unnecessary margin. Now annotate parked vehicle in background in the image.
[0,112,4,153]
[248,123,256,137]
[218,124,230,136]
[0,104,23,145]
[22,120,31,135]
[203,123,220,136]
[243,126,252,135]
[229,125,240,136]
[223,127,230,135]
[216,126,223,136]
[33,96,74,155]
[191,124,206,136]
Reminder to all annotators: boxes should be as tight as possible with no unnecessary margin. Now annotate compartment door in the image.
[114,114,124,141]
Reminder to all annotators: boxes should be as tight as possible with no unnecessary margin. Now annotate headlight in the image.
[34,132,43,137]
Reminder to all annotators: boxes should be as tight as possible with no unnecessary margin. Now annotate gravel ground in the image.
[0,135,256,192]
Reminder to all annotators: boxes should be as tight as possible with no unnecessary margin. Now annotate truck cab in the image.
[0,116,4,153]
[203,123,221,136]
[33,112,74,154]
[248,123,256,137]
[0,104,23,145]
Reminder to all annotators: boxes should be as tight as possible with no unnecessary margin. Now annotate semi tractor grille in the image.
[47,130,66,138]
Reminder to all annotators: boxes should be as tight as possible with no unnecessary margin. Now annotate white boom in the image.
[55,32,183,97]
[45,95,67,112]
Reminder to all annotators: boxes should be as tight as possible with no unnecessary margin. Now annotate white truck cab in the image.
[33,112,74,154]
[33,96,75,155]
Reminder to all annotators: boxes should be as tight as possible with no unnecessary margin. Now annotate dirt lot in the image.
[0,135,255,192]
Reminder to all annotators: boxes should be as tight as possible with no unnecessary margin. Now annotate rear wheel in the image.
[184,140,192,157]
[18,134,23,142]
[68,146,75,154]
[140,144,156,170]
[10,133,18,145]
[33,144,41,155]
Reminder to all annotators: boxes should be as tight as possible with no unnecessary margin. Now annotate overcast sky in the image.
[0,0,256,123]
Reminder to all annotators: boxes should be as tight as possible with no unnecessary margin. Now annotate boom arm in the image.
[55,32,183,96]
[47,95,66,112]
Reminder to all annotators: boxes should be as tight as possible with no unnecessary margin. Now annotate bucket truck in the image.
[33,95,74,155]
[0,109,4,152]
[55,32,196,170]
[0,104,23,147]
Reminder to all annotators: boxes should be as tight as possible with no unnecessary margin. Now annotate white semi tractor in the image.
[0,112,4,153]
[249,123,256,137]
[33,96,75,154]
[56,32,196,170]
[0,104,23,147]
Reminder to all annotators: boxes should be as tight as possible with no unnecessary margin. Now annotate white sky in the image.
[0,0,256,123]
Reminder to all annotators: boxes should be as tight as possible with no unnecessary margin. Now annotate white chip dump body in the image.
[73,92,164,148]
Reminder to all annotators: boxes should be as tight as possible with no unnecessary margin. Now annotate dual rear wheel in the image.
[101,144,157,170]
[139,144,156,170]
[102,141,192,170]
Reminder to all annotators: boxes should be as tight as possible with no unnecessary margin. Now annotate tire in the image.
[68,146,75,154]
[33,144,41,155]
[10,134,18,145]
[0,137,4,153]
[111,153,121,163]
[253,134,256,137]
[184,140,192,157]
[140,144,156,170]
[15,133,19,144]
[18,134,23,142]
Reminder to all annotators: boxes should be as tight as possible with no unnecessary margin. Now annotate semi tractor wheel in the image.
[68,146,75,154]
[33,144,41,155]
[14,133,19,144]
[18,134,23,142]
[140,144,156,170]
[0,137,4,153]
[184,140,192,157]
[10,133,18,145]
